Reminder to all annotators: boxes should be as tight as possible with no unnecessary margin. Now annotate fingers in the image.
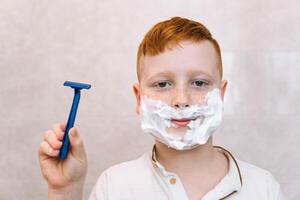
[39,123,86,163]
[39,140,59,157]
[44,130,62,150]
[52,122,66,141]
[39,122,66,159]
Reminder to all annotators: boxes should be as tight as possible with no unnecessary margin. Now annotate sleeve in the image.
[266,173,285,200]
[276,186,285,200]
[88,171,108,200]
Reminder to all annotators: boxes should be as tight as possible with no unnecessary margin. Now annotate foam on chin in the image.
[140,88,223,150]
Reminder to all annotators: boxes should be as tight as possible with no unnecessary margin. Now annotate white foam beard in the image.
[140,88,223,150]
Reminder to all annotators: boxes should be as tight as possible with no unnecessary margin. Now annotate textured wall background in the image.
[0,0,299,199]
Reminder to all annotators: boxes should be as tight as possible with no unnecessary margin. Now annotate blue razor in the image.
[59,81,91,160]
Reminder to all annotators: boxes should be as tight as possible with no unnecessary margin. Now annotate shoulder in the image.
[89,153,153,200]
[236,160,283,199]
[103,152,151,178]
[238,160,278,184]
[94,152,153,187]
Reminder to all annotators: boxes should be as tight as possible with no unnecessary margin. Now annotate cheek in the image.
[191,94,205,104]
[141,88,172,104]
[189,89,211,104]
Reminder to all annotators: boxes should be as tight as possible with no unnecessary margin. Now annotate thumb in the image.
[69,127,86,162]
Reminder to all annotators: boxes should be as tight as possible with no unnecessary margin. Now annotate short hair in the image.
[136,16,222,81]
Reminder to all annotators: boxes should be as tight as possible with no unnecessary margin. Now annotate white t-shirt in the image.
[89,146,284,200]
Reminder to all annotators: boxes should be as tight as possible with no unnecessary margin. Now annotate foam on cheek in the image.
[140,88,223,150]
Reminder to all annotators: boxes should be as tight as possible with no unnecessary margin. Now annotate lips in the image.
[171,118,194,127]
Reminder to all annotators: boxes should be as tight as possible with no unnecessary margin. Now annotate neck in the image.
[154,137,216,172]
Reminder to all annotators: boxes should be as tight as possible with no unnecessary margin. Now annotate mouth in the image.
[171,118,196,127]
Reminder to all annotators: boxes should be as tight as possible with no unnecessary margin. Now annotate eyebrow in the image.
[146,71,175,82]
[186,69,214,79]
[146,69,214,82]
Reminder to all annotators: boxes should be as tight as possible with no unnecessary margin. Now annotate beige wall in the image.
[0,0,299,199]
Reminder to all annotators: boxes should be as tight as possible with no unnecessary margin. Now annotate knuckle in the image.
[54,140,62,149]
[45,144,53,154]
[40,141,48,153]
[39,141,56,156]
[38,142,44,154]
[60,122,66,130]
[48,138,59,149]
[44,130,51,140]
[54,124,64,138]
[39,142,44,149]
[52,123,59,132]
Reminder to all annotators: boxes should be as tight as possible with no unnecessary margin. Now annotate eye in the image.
[191,80,206,87]
[154,81,171,88]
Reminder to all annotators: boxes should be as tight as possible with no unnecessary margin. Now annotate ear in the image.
[220,80,228,101]
[133,82,141,115]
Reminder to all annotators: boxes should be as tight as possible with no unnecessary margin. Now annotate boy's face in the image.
[134,40,227,107]
[133,40,227,135]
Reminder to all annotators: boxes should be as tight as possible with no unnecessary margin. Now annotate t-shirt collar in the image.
[150,145,243,199]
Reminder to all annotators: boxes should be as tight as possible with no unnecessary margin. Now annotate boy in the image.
[38,17,284,199]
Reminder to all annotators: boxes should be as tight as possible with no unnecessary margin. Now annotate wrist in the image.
[48,181,84,200]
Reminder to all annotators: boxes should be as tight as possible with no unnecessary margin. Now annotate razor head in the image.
[64,81,91,90]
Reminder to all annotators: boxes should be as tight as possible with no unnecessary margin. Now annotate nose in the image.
[171,87,190,108]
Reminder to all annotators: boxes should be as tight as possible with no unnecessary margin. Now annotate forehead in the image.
[139,40,220,81]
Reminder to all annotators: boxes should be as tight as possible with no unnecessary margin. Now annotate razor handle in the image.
[59,89,81,160]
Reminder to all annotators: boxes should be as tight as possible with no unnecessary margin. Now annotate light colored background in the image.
[0,0,299,199]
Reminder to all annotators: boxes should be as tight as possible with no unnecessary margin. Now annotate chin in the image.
[166,127,187,137]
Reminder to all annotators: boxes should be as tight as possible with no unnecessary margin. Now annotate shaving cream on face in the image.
[140,88,223,150]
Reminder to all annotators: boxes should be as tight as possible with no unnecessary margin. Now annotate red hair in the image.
[137,16,222,81]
